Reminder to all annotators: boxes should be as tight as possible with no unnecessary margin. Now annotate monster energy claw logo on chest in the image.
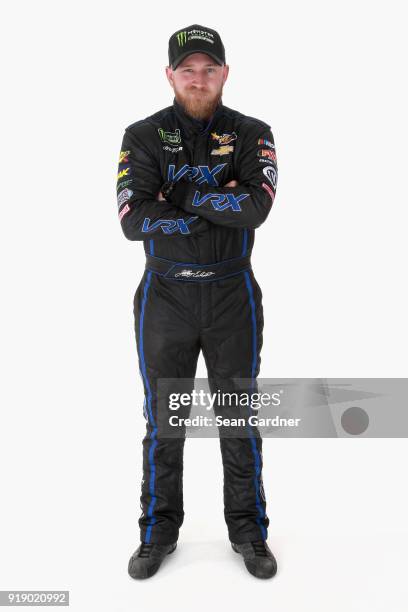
[158,128,182,145]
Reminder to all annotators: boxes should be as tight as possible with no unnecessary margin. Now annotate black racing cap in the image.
[168,24,226,70]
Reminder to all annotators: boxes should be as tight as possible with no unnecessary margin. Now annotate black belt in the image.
[145,254,252,282]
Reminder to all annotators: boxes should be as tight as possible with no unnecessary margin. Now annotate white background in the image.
[1,1,407,610]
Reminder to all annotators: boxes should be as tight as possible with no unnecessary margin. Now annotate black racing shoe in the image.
[128,541,177,579]
[231,540,278,579]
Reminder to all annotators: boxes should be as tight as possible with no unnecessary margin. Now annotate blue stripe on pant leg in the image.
[145,433,158,542]
[244,271,267,541]
[138,271,157,542]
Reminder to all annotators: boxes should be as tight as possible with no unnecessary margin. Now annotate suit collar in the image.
[173,97,224,135]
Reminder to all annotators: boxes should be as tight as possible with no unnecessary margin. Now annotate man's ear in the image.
[165,66,174,87]
[222,64,230,85]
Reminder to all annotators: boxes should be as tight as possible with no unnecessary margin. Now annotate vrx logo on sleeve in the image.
[167,163,226,185]
[141,216,199,235]
[192,191,250,212]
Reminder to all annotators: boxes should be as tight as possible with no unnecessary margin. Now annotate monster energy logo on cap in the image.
[177,31,187,46]
[168,24,226,70]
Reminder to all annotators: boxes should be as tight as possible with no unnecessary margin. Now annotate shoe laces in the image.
[138,542,154,558]
[252,540,268,556]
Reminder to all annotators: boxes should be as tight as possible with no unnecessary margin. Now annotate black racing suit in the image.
[117,98,277,545]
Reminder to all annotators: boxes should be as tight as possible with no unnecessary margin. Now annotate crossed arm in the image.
[116,125,277,240]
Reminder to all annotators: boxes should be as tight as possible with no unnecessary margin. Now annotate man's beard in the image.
[174,85,223,121]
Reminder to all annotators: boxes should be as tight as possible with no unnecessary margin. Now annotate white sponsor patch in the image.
[262,166,277,188]
[117,188,133,208]
[163,145,183,153]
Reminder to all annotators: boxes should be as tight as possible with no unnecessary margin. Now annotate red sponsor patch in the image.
[118,203,130,221]
[257,149,276,161]
[262,182,275,202]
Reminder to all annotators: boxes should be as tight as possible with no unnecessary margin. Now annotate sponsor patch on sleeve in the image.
[119,150,130,163]
[117,167,131,180]
[262,182,275,202]
[262,165,277,188]
[117,188,133,208]
[118,203,130,221]
[116,178,133,192]
[257,149,276,161]
[257,138,274,149]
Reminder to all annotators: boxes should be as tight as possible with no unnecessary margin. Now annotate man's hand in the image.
[157,191,166,201]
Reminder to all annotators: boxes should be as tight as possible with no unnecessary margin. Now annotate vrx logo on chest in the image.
[167,164,227,186]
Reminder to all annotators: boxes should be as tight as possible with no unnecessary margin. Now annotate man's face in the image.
[166,53,229,121]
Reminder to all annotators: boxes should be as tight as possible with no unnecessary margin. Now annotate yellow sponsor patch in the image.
[211,131,237,145]
[211,145,234,156]
[117,167,130,180]
[119,150,130,163]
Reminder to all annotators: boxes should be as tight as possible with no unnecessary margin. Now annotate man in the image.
[116,25,278,580]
